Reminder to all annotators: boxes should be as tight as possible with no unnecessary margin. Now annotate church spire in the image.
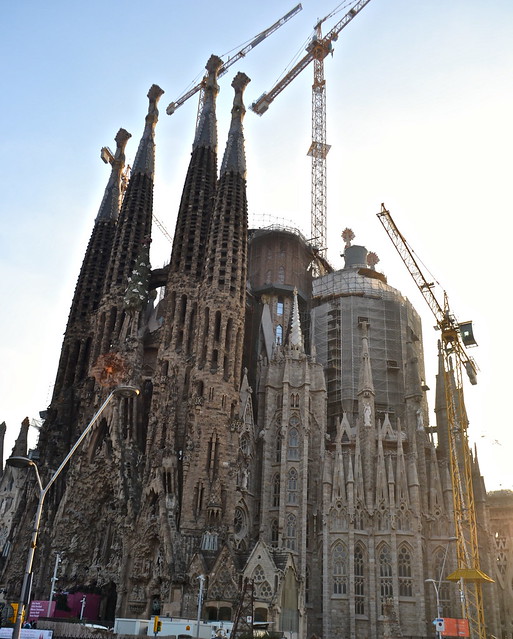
[11,417,29,458]
[104,85,164,296]
[434,340,450,457]
[132,84,164,178]
[177,74,251,534]
[194,54,222,150]
[204,72,250,296]
[97,128,131,221]
[289,287,304,351]
[65,129,131,331]
[220,72,250,176]
[167,56,221,281]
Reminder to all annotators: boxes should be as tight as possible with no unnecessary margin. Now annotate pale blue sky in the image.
[1,1,512,489]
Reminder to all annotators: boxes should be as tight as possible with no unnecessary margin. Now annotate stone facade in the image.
[0,59,507,639]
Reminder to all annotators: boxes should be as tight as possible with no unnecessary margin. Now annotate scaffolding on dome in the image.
[311,268,425,435]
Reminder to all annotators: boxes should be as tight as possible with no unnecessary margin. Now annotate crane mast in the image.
[377,204,492,639]
[251,0,373,257]
[165,4,302,117]
[308,22,330,255]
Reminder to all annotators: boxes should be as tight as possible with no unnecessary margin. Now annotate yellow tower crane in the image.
[377,203,493,639]
[251,0,373,258]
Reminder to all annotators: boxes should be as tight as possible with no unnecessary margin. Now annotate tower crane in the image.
[377,204,493,639]
[165,4,302,117]
[251,0,373,257]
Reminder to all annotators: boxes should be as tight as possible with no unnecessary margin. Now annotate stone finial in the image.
[231,71,251,105]
[220,72,251,176]
[342,228,355,248]
[289,287,304,351]
[367,251,379,268]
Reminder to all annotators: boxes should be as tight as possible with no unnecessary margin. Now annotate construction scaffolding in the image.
[311,265,425,434]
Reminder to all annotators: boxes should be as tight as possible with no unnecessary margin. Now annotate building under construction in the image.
[0,49,510,639]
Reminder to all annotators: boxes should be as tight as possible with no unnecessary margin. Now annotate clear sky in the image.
[1,0,512,490]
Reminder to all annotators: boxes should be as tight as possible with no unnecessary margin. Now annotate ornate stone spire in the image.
[194,55,222,150]
[104,85,163,296]
[404,337,423,401]
[132,84,164,178]
[167,57,220,281]
[357,322,375,397]
[11,417,29,458]
[375,424,389,509]
[220,72,250,177]
[289,287,304,351]
[0,421,5,474]
[96,128,131,221]
[434,340,450,456]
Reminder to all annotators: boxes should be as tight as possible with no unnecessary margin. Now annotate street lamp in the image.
[6,385,139,639]
[425,536,458,638]
[425,578,443,619]
[195,575,205,639]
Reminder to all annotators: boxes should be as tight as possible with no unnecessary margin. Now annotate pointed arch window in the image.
[270,519,279,546]
[253,564,265,583]
[285,513,297,551]
[275,433,282,462]
[332,542,348,595]
[240,434,249,455]
[287,427,300,460]
[287,468,298,504]
[495,529,508,576]
[378,544,393,613]
[275,324,283,345]
[354,503,364,530]
[398,544,413,596]
[272,473,280,507]
[397,501,411,531]
[354,543,366,614]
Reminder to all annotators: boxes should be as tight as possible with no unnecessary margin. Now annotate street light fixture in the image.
[6,385,139,639]
[425,536,458,639]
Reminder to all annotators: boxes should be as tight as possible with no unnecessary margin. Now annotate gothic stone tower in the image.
[118,69,253,619]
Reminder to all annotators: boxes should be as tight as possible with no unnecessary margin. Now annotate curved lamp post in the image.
[6,385,139,639]
[425,536,458,638]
